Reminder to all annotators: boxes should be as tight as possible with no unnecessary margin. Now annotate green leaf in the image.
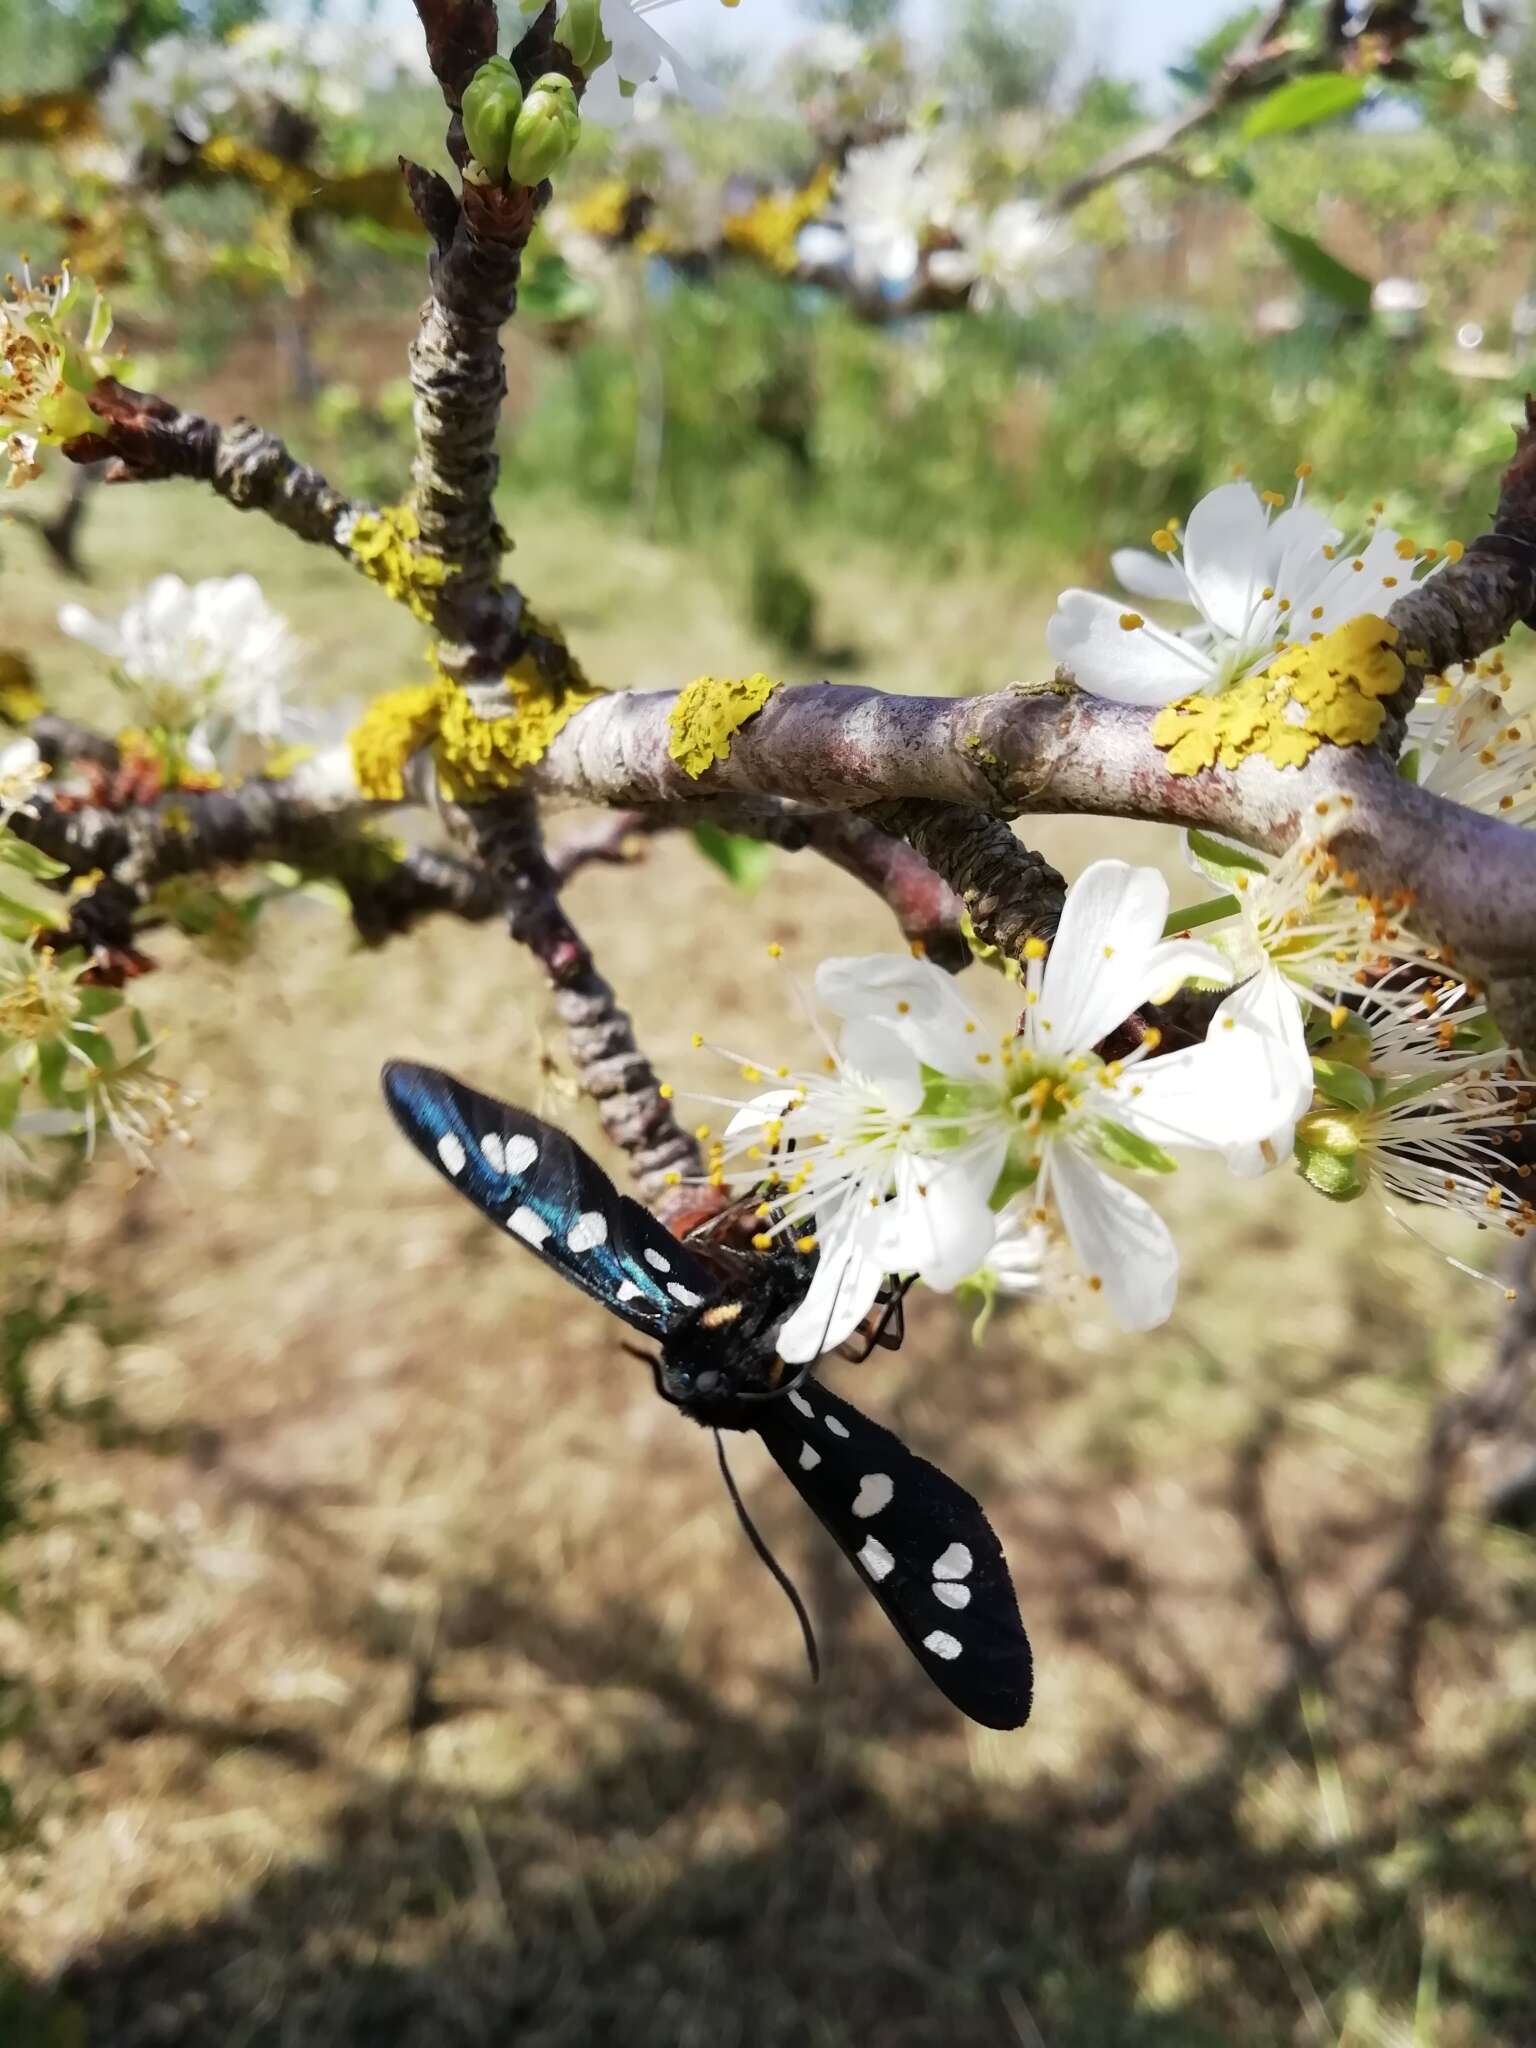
[692,823,776,895]
[0,1072,21,1130]
[34,1037,68,1107]
[1162,892,1240,938]
[1092,1119,1177,1176]
[1241,73,1366,143]
[0,835,69,883]
[1263,219,1373,312]
[0,890,60,941]
[1187,828,1269,879]
[1310,1056,1376,1113]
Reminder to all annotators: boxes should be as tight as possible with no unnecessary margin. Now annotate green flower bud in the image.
[555,0,612,74]
[1294,1107,1367,1201]
[505,73,582,187]
[462,57,525,181]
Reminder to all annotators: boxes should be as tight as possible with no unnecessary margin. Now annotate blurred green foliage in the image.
[502,267,1522,575]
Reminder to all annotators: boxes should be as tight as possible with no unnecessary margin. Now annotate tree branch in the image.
[1053,0,1305,212]
[869,801,1065,958]
[66,380,367,557]
[447,791,704,1208]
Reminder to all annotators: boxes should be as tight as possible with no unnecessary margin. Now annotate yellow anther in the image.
[1152,528,1177,553]
[659,1083,674,1100]
[1120,612,1145,631]
[1296,463,1313,480]
[767,942,782,959]
[1261,489,1286,508]
[795,1234,818,1254]
[1023,936,1048,961]
[752,1232,774,1251]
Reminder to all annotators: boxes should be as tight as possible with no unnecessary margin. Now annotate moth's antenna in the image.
[713,1429,820,1684]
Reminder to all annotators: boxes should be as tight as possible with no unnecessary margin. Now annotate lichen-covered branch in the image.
[66,379,366,554]
[869,801,1065,959]
[449,790,703,1207]
[403,1,579,683]
[8,779,498,945]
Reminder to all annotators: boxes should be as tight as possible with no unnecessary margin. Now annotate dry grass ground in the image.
[2,467,1535,2048]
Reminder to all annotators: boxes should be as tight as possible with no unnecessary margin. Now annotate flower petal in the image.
[816,952,984,1079]
[1107,1012,1302,1158]
[1036,861,1229,1055]
[1180,482,1271,640]
[1218,965,1314,1120]
[984,1197,1049,1294]
[56,601,122,658]
[1111,547,1191,605]
[1046,1142,1178,1332]
[777,1206,887,1364]
[838,1017,924,1118]
[876,1135,1010,1290]
[1046,590,1215,706]
[723,1088,798,1144]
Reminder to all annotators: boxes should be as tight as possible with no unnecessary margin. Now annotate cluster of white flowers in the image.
[98,25,361,165]
[59,573,302,781]
[831,134,1082,311]
[677,469,1535,1359]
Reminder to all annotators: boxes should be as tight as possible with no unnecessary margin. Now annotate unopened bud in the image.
[1294,1107,1367,1201]
[555,0,613,74]
[505,73,581,186]
[462,57,525,181]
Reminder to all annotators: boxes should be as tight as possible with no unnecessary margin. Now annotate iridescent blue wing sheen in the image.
[754,1378,1033,1731]
[382,1062,721,1337]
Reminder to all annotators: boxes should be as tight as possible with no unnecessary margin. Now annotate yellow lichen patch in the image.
[349,682,443,802]
[341,502,450,625]
[721,165,837,275]
[568,177,634,240]
[668,673,782,780]
[349,649,604,805]
[0,649,44,725]
[1152,616,1405,776]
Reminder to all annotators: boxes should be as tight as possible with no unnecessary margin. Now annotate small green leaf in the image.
[0,836,69,883]
[1092,1119,1177,1176]
[1264,219,1373,312]
[1187,829,1269,879]
[0,1072,21,1130]
[1162,892,1240,938]
[1241,73,1366,142]
[35,1037,68,1106]
[1310,1056,1377,1113]
[988,1150,1040,1212]
[692,823,776,895]
[0,890,60,941]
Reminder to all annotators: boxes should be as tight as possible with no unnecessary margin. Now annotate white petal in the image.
[1180,482,1270,640]
[816,953,984,1079]
[776,1206,886,1364]
[56,601,123,657]
[1111,548,1191,605]
[1046,590,1214,706]
[838,1017,924,1119]
[984,1199,1049,1294]
[723,1088,798,1144]
[1036,861,1229,1055]
[1107,1014,1302,1157]
[1218,966,1314,1120]
[1046,1144,1178,1332]
[875,1137,1010,1290]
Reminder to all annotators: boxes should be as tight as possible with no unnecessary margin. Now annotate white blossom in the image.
[58,574,302,777]
[710,861,1296,1350]
[927,199,1086,314]
[1048,480,1420,708]
[1408,664,1536,825]
[836,134,966,292]
[0,737,46,828]
[578,1,726,125]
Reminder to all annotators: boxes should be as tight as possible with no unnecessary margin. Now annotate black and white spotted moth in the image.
[383,1061,1033,1731]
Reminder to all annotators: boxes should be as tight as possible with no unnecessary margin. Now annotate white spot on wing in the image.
[933,1543,973,1581]
[480,1132,505,1173]
[503,1134,539,1174]
[923,1629,962,1661]
[616,1280,644,1304]
[852,1473,894,1520]
[799,1443,821,1472]
[859,1536,894,1582]
[788,1391,814,1418]
[668,1283,704,1308]
[508,1205,551,1247]
[644,1248,671,1274]
[567,1211,609,1254]
[825,1416,850,1439]
[932,1582,971,1610]
[436,1133,467,1176]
